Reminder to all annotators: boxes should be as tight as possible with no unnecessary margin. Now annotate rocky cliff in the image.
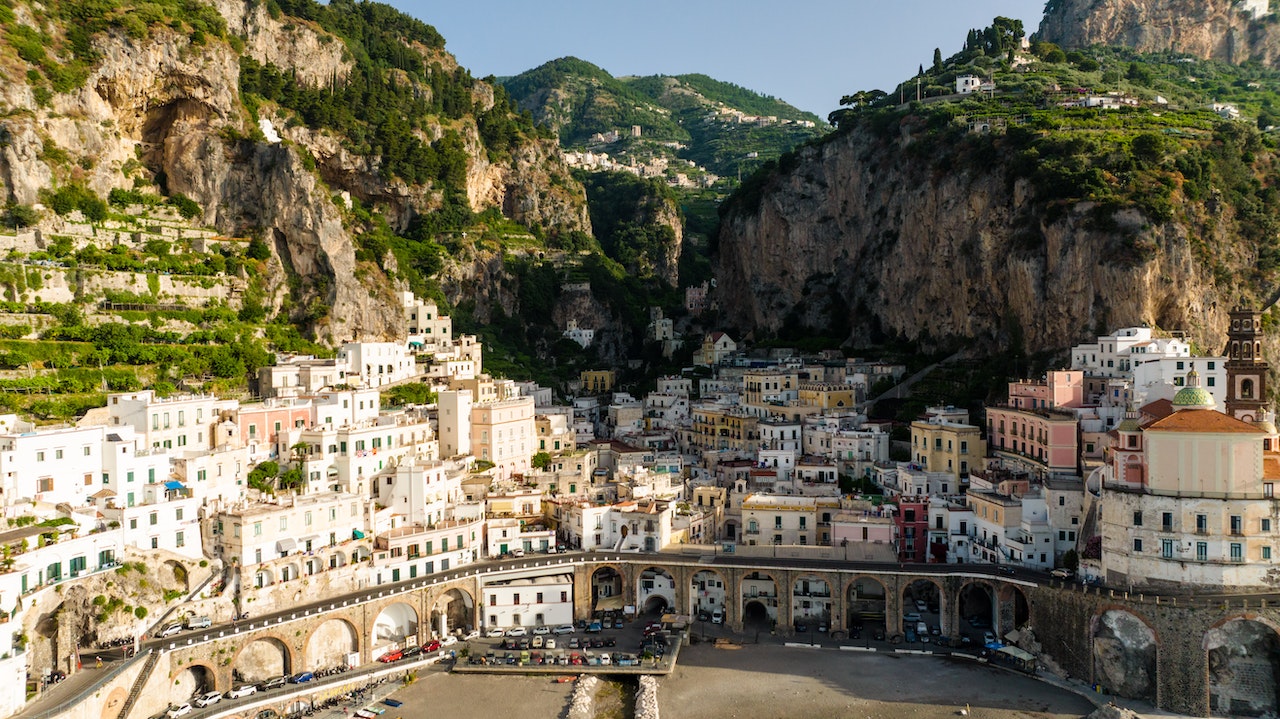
[715,119,1268,354]
[1039,0,1280,65]
[0,0,590,344]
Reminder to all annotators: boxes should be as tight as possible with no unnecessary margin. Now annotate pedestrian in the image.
[96,657,103,669]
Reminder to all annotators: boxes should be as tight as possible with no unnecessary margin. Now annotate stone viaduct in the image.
[119,553,1280,719]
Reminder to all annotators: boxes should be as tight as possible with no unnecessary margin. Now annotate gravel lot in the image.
[382,641,1098,719]
[660,644,1098,719]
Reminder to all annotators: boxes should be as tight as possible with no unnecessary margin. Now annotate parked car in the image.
[486,627,506,637]
[378,650,403,663]
[227,684,258,699]
[506,627,528,637]
[166,703,192,719]
[902,612,922,624]
[532,636,544,649]
[463,629,481,640]
[553,624,575,635]
[711,610,724,624]
[983,631,998,645]
[401,646,422,658]
[441,635,458,647]
[260,676,287,691]
[158,623,184,638]
[194,692,222,708]
[793,621,808,633]
[510,549,525,558]
[288,671,314,684]
[915,600,928,613]
[545,638,557,649]
[817,622,829,634]
[586,621,602,633]
[424,640,441,652]
[185,616,211,630]
[532,625,551,635]
[1050,568,1074,579]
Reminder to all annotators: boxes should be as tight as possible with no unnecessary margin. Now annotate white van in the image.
[916,621,929,636]
[186,616,211,630]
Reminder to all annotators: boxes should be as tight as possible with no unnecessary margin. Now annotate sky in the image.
[386,0,1048,119]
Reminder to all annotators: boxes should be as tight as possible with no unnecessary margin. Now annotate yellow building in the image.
[580,370,617,394]
[798,382,857,409]
[741,494,842,546]
[910,417,984,482]
[690,405,760,454]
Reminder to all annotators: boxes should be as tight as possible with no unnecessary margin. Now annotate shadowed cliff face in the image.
[714,124,1261,355]
[1039,0,1280,66]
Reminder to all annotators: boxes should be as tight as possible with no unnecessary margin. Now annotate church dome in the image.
[1171,369,1216,411]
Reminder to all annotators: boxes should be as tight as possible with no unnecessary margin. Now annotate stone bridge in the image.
[130,553,1280,718]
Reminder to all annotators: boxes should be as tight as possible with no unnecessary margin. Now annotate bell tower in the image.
[1224,306,1269,422]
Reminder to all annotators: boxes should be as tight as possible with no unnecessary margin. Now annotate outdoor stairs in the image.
[116,650,159,719]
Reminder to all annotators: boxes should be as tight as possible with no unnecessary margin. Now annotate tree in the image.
[932,48,943,74]
[1062,548,1080,571]
[531,452,552,470]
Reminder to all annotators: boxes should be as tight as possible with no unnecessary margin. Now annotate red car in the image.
[424,640,441,652]
[377,649,403,663]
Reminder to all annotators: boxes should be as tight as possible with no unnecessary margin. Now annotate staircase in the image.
[116,650,159,719]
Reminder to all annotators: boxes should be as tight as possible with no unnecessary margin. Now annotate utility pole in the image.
[917,77,921,102]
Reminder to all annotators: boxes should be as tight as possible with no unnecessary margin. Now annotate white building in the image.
[0,423,106,510]
[482,574,574,630]
[107,390,233,453]
[99,482,204,559]
[402,291,453,352]
[338,342,416,389]
[563,319,594,349]
[956,75,982,94]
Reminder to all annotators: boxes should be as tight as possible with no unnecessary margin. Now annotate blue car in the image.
[287,671,314,684]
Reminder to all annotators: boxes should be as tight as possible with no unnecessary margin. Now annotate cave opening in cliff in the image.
[139,99,215,185]
[1205,618,1280,717]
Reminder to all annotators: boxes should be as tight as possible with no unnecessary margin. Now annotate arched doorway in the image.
[253,567,274,588]
[691,570,727,620]
[846,577,886,638]
[999,584,1031,629]
[901,579,943,637]
[958,582,995,642]
[740,572,777,629]
[1206,618,1280,716]
[431,588,474,638]
[371,602,419,659]
[742,600,769,631]
[591,566,624,615]
[1092,610,1156,701]
[637,567,675,617]
[171,664,215,702]
[305,619,359,672]
[163,561,189,593]
[232,637,290,685]
[723,521,737,542]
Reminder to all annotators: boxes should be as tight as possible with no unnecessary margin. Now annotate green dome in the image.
[1116,418,1142,432]
[1171,386,1215,409]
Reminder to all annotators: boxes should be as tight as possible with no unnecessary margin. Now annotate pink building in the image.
[235,399,313,462]
[831,509,895,549]
[985,371,1082,478]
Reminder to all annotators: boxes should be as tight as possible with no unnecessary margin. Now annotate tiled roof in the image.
[1145,409,1265,434]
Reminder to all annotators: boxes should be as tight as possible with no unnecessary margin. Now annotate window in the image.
[1132,511,1143,527]
[176,531,184,548]
[1161,512,1173,532]
[83,446,91,456]
[1161,539,1173,558]
[36,451,44,462]
[149,512,158,526]
[55,449,63,460]
[1058,496,1065,506]
[129,518,137,529]
[1196,514,1208,534]
[1196,542,1208,561]
[1263,518,1272,533]
[513,593,520,604]
[489,595,496,606]
[1132,538,1143,552]
[536,592,544,603]
[774,516,782,529]
[37,477,53,492]
[1231,515,1243,536]
[254,522,263,536]
[1230,543,1243,562]
[1264,546,1273,560]
[176,508,183,521]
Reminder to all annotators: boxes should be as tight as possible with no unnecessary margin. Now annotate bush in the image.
[169,193,201,219]
[133,606,148,619]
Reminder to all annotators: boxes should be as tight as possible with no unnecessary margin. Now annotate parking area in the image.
[457,610,676,670]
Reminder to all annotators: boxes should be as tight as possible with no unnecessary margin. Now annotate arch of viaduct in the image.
[148,555,1280,718]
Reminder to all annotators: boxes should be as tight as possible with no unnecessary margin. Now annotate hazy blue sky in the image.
[388,0,1047,119]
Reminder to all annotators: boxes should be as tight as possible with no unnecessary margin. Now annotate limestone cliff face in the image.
[715,127,1253,354]
[0,2,591,343]
[1039,0,1280,65]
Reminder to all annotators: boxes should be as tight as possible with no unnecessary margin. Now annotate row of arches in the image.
[170,589,476,704]
[1093,609,1280,717]
[593,566,1030,642]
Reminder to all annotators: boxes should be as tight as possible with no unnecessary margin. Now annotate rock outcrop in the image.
[0,0,591,344]
[715,125,1258,354]
[1038,0,1280,66]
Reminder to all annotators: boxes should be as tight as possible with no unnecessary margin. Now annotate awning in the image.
[276,538,297,553]
[352,529,366,540]
[595,595,624,611]
[163,481,185,490]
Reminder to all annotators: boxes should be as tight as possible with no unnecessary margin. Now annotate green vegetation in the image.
[574,171,679,280]
[381,383,436,407]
